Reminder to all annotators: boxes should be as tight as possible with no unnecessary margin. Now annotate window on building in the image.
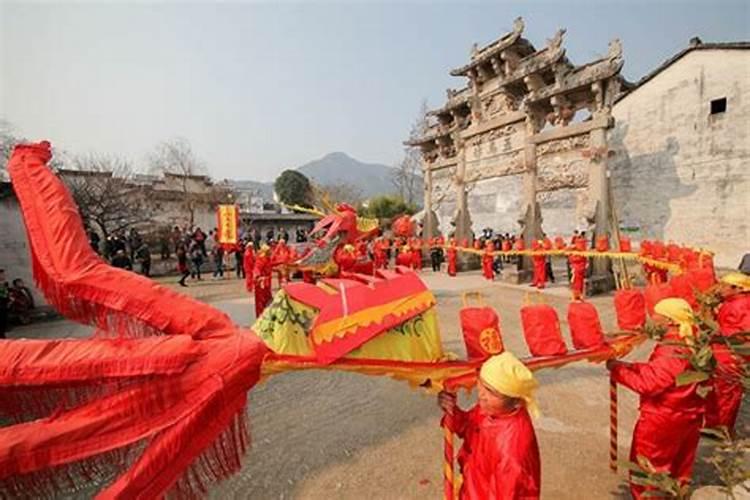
[710,97,727,115]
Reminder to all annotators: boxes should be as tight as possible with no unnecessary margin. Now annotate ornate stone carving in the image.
[537,158,588,191]
[546,28,565,52]
[482,91,518,116]
[536,135,590,156]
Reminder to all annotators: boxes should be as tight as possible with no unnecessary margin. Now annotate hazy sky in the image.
[1,1,747,181]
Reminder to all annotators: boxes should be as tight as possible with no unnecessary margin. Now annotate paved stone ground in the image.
[7,269,746,499]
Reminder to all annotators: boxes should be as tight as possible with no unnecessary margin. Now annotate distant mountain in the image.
[297,152,422,201]
[228,152,423,205]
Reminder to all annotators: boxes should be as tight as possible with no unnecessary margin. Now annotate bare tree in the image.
[313,182,364,208]
[148,138,208,226]
[62,154,150,241]
[0,120,21,179]
[1,120,67,177]
[392,100,428,206]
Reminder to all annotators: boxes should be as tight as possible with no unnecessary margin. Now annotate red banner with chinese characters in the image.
[217,204,239,246]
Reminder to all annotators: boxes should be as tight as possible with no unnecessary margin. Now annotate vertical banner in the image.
[217,204,239,247]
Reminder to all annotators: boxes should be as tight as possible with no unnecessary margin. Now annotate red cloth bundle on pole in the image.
[567,301,605,350]
[645,282,674,316]
[666,243,681,263]
[520,302,567,357]
[651,240,666,260]
[685,267,716,292]
[459,293,504,361]
[514,238,525,251]
[669,273,698,308]
[554,236,566,250]
[614,289,646,331]
[595,235,609,252]
[618,236,632,253]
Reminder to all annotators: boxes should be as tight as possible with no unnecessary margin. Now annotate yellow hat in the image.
[479,352,540,417]
[654,298,694,340]
[721,272,750,291]
[343,244,355,252]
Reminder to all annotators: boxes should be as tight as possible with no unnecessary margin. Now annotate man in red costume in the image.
[334,244,357,274]
[411,238,423,271]
[373,238,388,269]
[395,242,412,268]
[271,239,290,287]
[705,272,750,434]
[482,240,495,281]
[607,298,705,499]
[438,352,541,499]
[569,239,587,300]
[253,245,273,318]
[242,241,255,292]
[531,240,546,289]
[447,238,458,277]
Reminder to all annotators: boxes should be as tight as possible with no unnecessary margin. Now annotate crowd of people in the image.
[0,269,36,338]
[83,224,311,288]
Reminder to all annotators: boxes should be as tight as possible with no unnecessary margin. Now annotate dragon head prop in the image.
[288,202,379,271]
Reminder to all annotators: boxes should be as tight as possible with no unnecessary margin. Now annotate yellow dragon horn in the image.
[283,203,325,218]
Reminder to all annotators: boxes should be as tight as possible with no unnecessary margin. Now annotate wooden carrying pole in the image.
[442,417,455,499]
[607,177,632,289]
[609,372,618,473]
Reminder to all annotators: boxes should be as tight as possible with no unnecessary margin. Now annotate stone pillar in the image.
[453,144,477,270]
[453,142,471,243]
[503,117,541,283]
[423,165,436,239]
[586,123,615,294]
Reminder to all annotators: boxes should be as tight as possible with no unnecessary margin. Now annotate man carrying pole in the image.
[438,352,541,499]
[606,298,705,499]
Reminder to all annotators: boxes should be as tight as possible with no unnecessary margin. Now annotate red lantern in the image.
[460,296,504,361]
[618,236,632,253]
[614,289,646,331]
[595,235,609,252]
[520,304,567,357]
[567,301,605,350]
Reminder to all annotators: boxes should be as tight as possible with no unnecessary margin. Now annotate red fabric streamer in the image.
[1,142,269,499]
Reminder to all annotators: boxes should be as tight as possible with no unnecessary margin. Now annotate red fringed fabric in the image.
[8,142,236,340]
[1,142,269,499]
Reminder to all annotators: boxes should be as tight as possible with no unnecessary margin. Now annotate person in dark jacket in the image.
[111,250,132,270]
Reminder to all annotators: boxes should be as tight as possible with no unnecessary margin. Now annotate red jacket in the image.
[444,406,540,500]
[610,331,705,417]
[717,293,750,336]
